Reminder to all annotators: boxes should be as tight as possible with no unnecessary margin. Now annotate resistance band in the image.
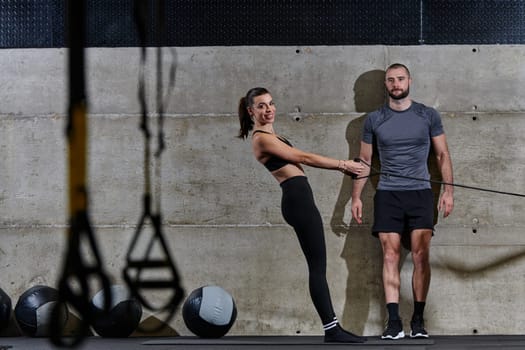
[352,158,525,198]
[51,0,112,347]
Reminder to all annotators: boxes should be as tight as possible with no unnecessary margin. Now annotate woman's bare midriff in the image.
[270,164,305,184]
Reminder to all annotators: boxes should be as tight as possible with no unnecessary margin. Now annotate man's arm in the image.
[351,142,373,224]
[432,134,454,217]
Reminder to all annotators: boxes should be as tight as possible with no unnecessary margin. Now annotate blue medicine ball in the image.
[90,285,142,337]
[182,285,237,338]
[14,285,68,337]
[0,287,12,330]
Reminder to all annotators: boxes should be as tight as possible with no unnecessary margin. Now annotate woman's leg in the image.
[281,177,366,343]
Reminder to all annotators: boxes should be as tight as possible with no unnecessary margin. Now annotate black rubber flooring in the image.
[1,335,525,350]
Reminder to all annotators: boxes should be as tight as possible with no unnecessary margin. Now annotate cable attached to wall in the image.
[51,0,112,347]
[122,0,184,332]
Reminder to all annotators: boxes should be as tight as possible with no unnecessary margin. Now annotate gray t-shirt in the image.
[362,101,444,190]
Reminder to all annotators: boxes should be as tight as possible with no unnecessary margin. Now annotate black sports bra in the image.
[252,130,293,171]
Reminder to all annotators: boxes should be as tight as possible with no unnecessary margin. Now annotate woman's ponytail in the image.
[237,96,253,139]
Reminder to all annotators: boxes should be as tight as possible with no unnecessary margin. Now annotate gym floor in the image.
[1,335,525,350]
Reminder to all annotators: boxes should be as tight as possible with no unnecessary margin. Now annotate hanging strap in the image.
[123,0,184,333]
[51,0,112,346]
[122,194,184,320]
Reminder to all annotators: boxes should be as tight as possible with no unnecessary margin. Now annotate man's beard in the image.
[388,87,410,100]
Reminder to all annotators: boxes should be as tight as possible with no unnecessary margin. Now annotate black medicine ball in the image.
[0,287,12,330]
[90,285,142,337]
[182,285,237,338]
[14,285,68,337]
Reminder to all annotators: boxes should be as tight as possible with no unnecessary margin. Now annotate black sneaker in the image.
[381,319,405,339]
[410,317,429,338]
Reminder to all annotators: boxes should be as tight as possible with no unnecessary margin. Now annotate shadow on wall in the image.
[329,69,449,334]
[329,69,385,334]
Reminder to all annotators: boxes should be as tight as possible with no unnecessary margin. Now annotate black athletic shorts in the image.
[372,189,434,237]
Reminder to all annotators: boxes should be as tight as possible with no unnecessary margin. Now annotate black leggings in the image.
[280,176,335,325]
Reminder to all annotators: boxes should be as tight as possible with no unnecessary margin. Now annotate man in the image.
[351,63,454,339]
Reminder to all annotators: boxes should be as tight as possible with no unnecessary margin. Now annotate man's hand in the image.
[438,191,454,217]
[351,198,364,224]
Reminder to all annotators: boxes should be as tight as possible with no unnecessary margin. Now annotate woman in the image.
[237,87,366,343]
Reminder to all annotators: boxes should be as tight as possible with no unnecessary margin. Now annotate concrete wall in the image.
[0,45,524,336]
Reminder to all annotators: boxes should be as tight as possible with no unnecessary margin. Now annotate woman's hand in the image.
[342,159,365,175]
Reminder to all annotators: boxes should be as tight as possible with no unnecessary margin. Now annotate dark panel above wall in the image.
[0,0,63,48]
[168,0,421,46]
[1,0,524,48]
[423,1,525,44]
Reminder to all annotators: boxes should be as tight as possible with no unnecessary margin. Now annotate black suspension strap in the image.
[51,0,112,347]
[123,0,184,333]
[353,158,525,198]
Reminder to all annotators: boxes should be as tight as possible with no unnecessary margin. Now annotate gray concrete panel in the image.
[1,46,525,336]
[2,112,523,229]
[2,46,525,115]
